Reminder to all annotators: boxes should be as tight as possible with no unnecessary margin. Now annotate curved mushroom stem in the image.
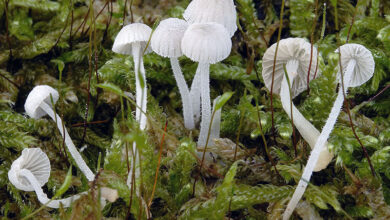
[39,102,95,181]
[197,63,211,147]
[170,57,195,129]
[283,59,356,220]
[190,67,201,124]
[19,169,85,208]
[280,60,333,172]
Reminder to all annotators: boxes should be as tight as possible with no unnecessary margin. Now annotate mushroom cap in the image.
[336,43,375,87]
[183,0,237,37]
[8,148,51,191]
[112,23,152,55]
[25,85,59,119]
[151,18,188,58]
[181,23,232,64]
[262,38,319,98]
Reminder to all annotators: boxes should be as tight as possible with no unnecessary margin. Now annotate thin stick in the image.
[71,119,110,127]
[306,0,320,93]
[270,0,286,144]
[123,0,128,26]
[253,62,280,176]
[5,0,12,58]
[368,84,390,102]
[69,0,74,50]
[233,93,246,161]
[0,71,19,89]
[129,0,134,23]
[148,120,168,209]
[83,0,95,143]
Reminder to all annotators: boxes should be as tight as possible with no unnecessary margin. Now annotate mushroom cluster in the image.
[8,0,377,217]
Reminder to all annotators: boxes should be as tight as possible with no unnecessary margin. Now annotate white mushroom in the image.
[8,148,84,208]
[181,23,232,147]
[283,43,375,220]
[24,85,95,181]
[261,38,334,172]
[112,23,152,131]
[184,0,237,124]
[112,23,152,190]
[151,18,195,129]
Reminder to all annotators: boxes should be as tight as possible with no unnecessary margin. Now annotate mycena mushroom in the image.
[181,23,232,147]
[283,43,375,220]
[112,23,152,188]
[8,148,84,208]
[112,23,152,131]
[24,85,95,181]
[262,38,334,172]
[184,0,237,124]
[151,18,195,129]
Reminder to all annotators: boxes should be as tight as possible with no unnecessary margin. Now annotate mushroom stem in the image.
[283,59,356,220]
[39,102,95,181]
[190,67,201,124]
[170,57,195,129]
[19,169,84,208]
[132,42,147,131]
[198,63,211,147]
[280,60,333,172]
[139,55,147,130]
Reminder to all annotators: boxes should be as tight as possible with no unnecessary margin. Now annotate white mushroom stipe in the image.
[19,169,84,208]
[183,0,237,37]
[198,63,211,147]
[151,18,194,129]
[24,86,95,181]
[190,67,201,123]
[181,23,232,147]
[170,58,195,129]
[261,38,333,172]
[283,44,375,220]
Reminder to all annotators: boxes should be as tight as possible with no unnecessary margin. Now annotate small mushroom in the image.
[184,0,237,123]
[112,23,152,131]
[24,85,95,181]
[283,43,375,220]
[181,23,232,147]
[112,23,152,190]
[8,148,84,208]
[151,18,195,129]
[261,38,333,172]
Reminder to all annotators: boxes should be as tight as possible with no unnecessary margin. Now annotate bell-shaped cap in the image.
[183,0,237,37]
[25,85,59,119]
[336,43,375,87]
[112,23,152,55]
[8,148,51,191]
[181,23,232,64]
[151,18,188,58]
[262,38,319,98]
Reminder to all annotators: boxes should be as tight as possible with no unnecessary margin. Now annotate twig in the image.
[270,0,286,145]
[306,0,320,93]
[148,120,168,209]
